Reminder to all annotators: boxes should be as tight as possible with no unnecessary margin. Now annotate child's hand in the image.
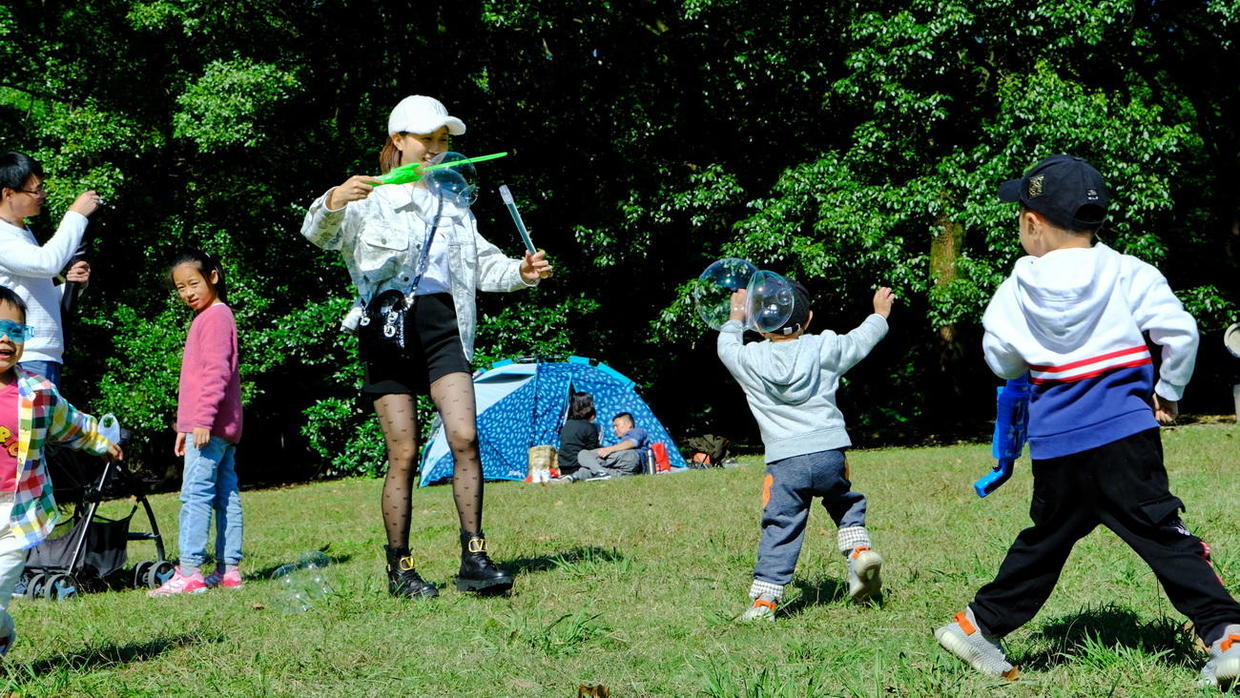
[193,427,211,449]
[729,289,747,322]
[1153,394,1178,425]
[872,287,895,318]
[174,432,186,457]
[102,442,124,462]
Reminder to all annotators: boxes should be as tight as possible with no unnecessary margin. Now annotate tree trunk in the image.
[930,212,967,435]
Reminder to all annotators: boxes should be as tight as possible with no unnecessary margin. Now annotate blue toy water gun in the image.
[973,374,1031,497]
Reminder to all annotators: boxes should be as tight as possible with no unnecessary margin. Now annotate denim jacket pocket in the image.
[356,224,410,277]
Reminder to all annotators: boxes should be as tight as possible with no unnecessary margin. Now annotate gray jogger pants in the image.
[754,449,867,586]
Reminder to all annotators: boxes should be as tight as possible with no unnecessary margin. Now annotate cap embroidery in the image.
[1027,175,1044,198]
[1086,188,1099,201]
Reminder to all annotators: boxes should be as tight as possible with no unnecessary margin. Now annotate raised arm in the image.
[819,288,893,373]
[300,175,381,251]
[0,212,87,277]
[716,290,754,380]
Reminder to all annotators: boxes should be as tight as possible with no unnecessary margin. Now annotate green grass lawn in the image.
[4,423,1238,696]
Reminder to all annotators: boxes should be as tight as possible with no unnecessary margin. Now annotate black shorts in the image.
[358,293,471,397]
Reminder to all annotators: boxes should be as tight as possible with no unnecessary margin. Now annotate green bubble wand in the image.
[498,184,536,253]
[372,151,509,186]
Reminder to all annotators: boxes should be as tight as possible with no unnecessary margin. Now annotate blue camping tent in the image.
[419,357,686,486]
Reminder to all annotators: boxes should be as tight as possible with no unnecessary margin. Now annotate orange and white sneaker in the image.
[1200,624,1240,689]
[741,598,777,622]
[739,579,783,623]
[846,546,883,602]
[934,608,1018,680]
[147,567,208,597]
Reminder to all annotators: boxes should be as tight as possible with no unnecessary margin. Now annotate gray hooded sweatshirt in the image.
[717,315,888,463]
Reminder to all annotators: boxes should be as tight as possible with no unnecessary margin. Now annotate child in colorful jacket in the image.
[0,284,120,658]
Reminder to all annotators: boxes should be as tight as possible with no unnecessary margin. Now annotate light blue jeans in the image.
[178,435,243,570]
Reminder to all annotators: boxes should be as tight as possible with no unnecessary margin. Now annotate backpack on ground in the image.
[683,434,730,468]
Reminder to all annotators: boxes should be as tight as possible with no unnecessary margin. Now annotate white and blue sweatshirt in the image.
[717,314,889,463]
[982,242,1198,459]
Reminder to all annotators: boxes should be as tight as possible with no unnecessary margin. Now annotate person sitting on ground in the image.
[560,412,649,482]
[556,392,599,480]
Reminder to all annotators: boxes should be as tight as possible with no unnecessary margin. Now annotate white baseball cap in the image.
[387,95,466,136]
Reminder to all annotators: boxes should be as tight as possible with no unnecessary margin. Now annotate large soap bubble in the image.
[426,152,479,207]
[745,270,796,333]
[270,551,333,615]
[692,258,758,330]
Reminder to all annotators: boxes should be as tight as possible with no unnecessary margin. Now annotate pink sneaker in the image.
[204,567,244,589]
[147,568,208,597]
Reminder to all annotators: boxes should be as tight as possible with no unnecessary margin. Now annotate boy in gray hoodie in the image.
[718,279,894,621]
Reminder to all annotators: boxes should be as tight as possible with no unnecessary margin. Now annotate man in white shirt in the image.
[0,151,101,389]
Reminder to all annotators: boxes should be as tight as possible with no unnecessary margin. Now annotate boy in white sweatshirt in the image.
[717,279,894,621]
[934,154,1240,689]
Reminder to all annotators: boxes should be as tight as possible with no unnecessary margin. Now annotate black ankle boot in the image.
[384,545,438,599]
[455,531,514,594]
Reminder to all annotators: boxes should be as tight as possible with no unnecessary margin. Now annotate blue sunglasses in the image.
[0,319,35,344]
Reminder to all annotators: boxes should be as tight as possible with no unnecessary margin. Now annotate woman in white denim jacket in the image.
[300,95,551,598]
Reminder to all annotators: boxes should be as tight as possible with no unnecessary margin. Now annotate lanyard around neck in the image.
[403,193,444,297]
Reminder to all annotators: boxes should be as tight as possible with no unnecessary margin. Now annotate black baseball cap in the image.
[776,279,811,335]
[997,154,1108,231]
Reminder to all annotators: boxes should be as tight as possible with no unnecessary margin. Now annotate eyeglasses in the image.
[0,319,35,344]
[17,183,47,197]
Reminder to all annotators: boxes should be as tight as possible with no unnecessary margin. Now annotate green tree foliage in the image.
[0,1,1235,478]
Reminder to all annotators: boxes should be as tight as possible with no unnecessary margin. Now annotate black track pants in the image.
[969,428,1240,645]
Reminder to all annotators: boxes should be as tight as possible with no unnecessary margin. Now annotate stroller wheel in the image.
[146,562,175,589]
[25,573,48,600]
[134,561,154,589]
[43,574,79,602]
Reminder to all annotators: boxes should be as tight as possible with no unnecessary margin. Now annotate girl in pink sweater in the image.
[149,250,244,597]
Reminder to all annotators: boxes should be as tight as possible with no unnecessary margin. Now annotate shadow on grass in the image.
[19,632,222,675]
[501,546,626,576]
[1019,604,1199,670]
[780,577,849,617]
[248,552,353,580]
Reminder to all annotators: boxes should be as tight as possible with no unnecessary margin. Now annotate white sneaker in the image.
[934,608,1018,680]
[739,598,777,623]
[846,547,883,602]
[1200,624,1240,689]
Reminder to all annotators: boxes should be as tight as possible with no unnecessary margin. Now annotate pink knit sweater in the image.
[176,303,243,443]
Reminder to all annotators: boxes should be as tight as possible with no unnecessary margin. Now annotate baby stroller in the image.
[17,416,174,601]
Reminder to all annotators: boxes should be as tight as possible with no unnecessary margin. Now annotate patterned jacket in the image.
[300,184,536,361]
[3,366,112,553]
